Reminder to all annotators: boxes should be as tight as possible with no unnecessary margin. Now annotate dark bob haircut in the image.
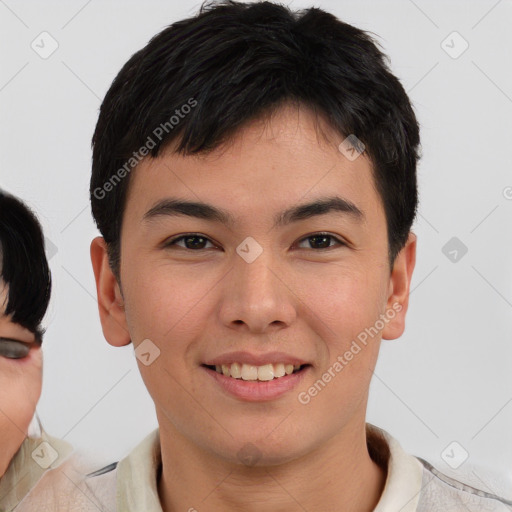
[91,0,420,277]
[0,190,51,343]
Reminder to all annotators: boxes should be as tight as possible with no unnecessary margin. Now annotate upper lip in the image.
[203,351,310,367]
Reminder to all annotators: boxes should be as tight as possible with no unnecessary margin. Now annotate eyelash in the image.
[164,232,346,251]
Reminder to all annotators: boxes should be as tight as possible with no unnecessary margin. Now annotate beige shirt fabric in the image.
[0,430,73,512]
[16,424,512,511]
[106,425,425,512]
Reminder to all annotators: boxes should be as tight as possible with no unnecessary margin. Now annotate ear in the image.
[90,236,131,347]
[381,232,417,340]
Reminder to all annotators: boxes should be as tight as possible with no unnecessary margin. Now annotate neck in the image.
[157,418,386,512]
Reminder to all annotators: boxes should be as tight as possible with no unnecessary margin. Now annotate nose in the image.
[218,246,297,335]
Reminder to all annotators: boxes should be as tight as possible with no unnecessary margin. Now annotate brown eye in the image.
[297,233,345,250]
[0,339,31,359]
[165,234,216,250]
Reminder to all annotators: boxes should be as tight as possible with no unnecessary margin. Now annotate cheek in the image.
[124,262,210,344]
[123,265,208,397]
[295,265,386,399]
[297,263,387,340]
[0,353,43,462]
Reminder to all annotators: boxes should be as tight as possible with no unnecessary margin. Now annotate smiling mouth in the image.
[202,362,309,381]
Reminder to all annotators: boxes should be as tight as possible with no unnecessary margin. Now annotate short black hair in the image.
[0,190,51,343]
[91,0,420,277]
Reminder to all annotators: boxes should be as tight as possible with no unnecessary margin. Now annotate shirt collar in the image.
[117,424,424,512]
[368,424,424,512]
[116,429,162,511]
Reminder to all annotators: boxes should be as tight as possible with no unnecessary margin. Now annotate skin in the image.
[0,282,43,478]
[91,103,416,511]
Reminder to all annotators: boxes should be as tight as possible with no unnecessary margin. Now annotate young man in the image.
[81,1,510,510]
[0,190,73,511]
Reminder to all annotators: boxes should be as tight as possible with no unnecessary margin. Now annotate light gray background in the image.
[1,0,511,497]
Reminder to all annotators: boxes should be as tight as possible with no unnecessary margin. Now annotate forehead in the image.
[124,104,382,228]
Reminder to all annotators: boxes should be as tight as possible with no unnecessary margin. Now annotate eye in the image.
[164,232,346,251]
[165,234,217,250]
[0,339,31,359]
[296,233,345,250]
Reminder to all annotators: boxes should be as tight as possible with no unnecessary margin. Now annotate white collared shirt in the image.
[18,424,512,511]
[0,431,73,511]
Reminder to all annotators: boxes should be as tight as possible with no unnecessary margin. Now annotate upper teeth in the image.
[214,363,302,381]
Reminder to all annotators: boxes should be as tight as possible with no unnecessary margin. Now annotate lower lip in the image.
[203,365,310,402]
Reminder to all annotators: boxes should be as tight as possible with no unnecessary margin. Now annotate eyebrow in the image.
[143,195,364,229]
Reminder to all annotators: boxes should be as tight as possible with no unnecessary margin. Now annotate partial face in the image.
[0,282,42,477]
[93,103,415,465]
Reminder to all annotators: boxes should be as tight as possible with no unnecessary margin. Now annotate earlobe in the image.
[381,232,417,341]
[90,236,131,347]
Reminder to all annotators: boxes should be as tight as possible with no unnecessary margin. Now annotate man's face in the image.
[0,282,42,477]
[94,104,415,464]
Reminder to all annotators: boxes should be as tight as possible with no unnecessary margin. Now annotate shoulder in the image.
[82,461,118,510]
[15,452,118,512]
[416,458,512,511]
[366,424,512,512]
[69,429,161,512]
[0,431,73,511]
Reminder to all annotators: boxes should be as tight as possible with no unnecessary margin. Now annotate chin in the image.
[206,434,309,468]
